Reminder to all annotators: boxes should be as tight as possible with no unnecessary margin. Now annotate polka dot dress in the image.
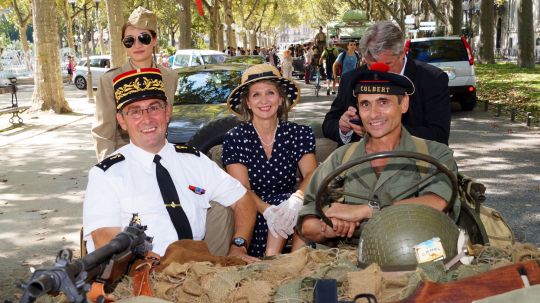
[222,121,315,257]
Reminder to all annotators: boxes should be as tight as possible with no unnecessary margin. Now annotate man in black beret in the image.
[322,21,450,146]
[83,68,258,263]
[296,63,458,244]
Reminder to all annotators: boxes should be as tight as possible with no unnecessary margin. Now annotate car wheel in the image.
[187,116,240,155]
[460,93,477,111]
[74,76,87,90]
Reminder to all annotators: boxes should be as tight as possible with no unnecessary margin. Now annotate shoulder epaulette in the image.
[95,153,125,171]
[174,144,200,157]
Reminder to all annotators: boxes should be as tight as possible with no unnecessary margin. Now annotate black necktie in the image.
[153,155,193,239]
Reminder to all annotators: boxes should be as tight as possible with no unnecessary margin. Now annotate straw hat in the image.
[226,64,300,116]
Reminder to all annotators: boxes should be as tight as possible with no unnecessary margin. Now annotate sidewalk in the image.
[0,84,95,147]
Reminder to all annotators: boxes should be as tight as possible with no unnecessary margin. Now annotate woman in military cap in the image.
[92,6,178,162]
[222,64,318,257]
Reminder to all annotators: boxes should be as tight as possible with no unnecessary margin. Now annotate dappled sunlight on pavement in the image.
[0,85,96,299]
[450,109,540,247]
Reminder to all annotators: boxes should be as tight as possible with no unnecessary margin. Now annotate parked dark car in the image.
[166,64,248,154]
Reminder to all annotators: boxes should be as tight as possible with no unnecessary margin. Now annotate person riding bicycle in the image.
[296,62,458,244]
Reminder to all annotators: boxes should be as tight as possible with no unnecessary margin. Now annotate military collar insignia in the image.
[174,144,200,157]
[95,153,125,171]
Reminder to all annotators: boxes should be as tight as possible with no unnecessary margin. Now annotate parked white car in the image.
[406,36,477,111]
[73,55,111,90]
[171,49,225,69]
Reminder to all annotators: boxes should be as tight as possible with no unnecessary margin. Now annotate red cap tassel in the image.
[195,0,204,16]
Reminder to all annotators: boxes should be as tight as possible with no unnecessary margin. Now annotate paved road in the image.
[0,82,538,300]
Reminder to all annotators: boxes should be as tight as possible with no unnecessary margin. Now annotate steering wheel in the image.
[314,151,458,228]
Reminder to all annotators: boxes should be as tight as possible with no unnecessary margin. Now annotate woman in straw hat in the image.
[223,64,318,257]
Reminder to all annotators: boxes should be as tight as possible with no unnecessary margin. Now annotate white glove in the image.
[273,192,304,237]
[263,205,285,239]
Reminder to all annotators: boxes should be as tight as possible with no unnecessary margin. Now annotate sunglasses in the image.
[122,32,152,48]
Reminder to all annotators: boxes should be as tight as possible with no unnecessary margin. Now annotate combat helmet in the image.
[358,204,460,272]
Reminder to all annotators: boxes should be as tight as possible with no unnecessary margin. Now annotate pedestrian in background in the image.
[66,55,75,84]
[281,49,293,80]
[91,7,178,161]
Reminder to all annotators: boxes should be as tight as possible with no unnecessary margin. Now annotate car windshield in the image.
[202,54,225,64]
[174,69,242,105]
[173,54,190,67]
[408,40,468,63]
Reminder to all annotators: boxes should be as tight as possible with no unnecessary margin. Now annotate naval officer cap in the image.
[352,62,415,96]
[113,68,166,111]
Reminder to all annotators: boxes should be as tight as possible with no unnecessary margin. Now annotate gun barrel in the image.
[81,230,135,271]
[24,273,57,299]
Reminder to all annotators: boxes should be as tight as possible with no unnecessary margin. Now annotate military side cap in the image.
[353,63,415,96]
[113,68,166,111]
[127,6,157,33]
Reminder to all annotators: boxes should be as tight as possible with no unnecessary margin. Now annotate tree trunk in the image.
[518,0,535,68]
[105,0,125,68]
[208,4,218,50]
[17,24,33,71]
[32,0,71,113]
[249,31,256,51]
[478,0,495,64]
[62,0,75,52]
[11,0,33,71]
[218,24,225,51]
[98,22,105,55]
[242,32,248,51]
[449,0,463,35]
[177,0,191,49]
[223,0,233,48]
[169,29,176,48]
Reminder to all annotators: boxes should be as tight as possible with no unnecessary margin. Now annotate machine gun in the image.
[17,214,152,303]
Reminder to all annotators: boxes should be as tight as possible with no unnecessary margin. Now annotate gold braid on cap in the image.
[114,76,165,104]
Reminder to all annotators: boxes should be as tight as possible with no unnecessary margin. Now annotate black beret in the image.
[352,63,415,96]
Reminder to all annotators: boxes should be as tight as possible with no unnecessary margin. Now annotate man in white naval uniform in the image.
[83,68,258,262]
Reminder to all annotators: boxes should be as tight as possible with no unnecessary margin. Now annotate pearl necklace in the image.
[253,121,278,147]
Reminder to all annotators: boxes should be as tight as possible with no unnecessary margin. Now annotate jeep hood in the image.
[167,104,232,144]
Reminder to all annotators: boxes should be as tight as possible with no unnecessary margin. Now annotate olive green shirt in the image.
[297,127,458,228]
[91,61,178,161]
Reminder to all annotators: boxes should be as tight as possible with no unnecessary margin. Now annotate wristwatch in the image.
[232,237,248,249]
[368,200,380,215]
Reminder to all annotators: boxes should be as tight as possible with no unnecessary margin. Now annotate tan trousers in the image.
[204,201,234,256]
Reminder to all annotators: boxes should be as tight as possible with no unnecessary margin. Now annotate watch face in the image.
[233,237,246,247]
[368,200,380,210]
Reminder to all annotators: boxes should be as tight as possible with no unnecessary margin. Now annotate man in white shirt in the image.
[83,68,258,262]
